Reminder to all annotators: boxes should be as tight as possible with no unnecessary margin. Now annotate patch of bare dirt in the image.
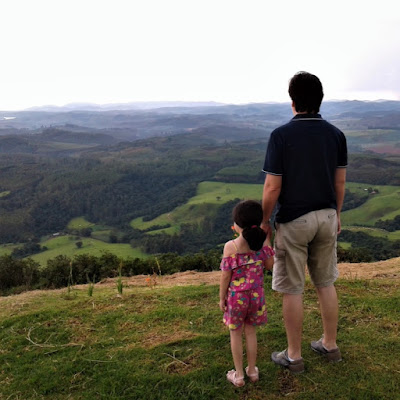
[98,257,400,288]
[1,258,398,304]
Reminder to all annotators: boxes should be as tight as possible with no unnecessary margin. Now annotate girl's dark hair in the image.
[288,71,324,113]
[233,200,266,251]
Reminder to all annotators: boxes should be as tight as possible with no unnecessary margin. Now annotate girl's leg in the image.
[244,324,257,374]
[230,326,244,379]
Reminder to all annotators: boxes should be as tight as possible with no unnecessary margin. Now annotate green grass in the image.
[0,277,398,399]
[131,181,262,232]
[42,141,96,151]
[341,182,400,226]
[132,179,400,238]
[0,244,17,256]
[194,181,262,203]
[90,229,112,241]
[28,235,148,267]
[343,226,400,241]
[67,217,95,230]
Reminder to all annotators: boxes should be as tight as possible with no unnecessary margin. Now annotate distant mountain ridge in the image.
[1,101,399,139]
[23,101,226,112]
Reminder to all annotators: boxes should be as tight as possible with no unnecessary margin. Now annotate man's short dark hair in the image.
[288,71,324,113]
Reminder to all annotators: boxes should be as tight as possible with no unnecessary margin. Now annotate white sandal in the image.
[226,369,245,387]
[245,366,259,382]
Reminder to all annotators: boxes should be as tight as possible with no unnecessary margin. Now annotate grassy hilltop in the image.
[0,274,398,400]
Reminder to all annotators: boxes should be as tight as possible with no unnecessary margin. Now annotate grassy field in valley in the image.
[130,181,263,232]
[0,244,17,256]
[343,226,400,241]
[67,217,96,230]
[341,182,400,226]
[0,275,398,399]
[29,235,148,267]
[131,180,400,241]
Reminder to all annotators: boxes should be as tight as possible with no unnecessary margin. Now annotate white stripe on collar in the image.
[293,118,323,121]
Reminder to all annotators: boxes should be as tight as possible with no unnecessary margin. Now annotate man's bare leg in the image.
[316,285,338,350]
[283,293,303,359]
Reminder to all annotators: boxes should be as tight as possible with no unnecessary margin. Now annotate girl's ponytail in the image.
[233,200,267,251]
[242,225,267,251]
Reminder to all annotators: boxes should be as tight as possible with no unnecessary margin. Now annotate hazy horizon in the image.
[1,0,399,111]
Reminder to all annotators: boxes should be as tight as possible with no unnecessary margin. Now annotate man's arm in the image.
[334,168,346,234]
[261,174,282,234]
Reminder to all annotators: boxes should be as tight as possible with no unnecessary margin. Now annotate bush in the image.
[2,249,222,295]
[0,255,40,293]
[41,255,72,288]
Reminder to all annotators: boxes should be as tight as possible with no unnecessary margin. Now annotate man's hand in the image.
[261,221,272,238]
[337,216,342,234]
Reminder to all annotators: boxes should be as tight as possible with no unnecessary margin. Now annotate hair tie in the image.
[251,225,257,228]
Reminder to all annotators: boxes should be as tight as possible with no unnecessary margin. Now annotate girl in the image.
[219,200,274,387]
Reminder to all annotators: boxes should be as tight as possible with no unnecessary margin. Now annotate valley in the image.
[1,100,400,286]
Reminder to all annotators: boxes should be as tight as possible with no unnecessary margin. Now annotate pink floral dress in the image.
[220,244,274,330]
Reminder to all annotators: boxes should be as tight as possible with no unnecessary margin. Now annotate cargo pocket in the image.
[273,248,286,276]
[328,211,337,219]
[272,248,288,291]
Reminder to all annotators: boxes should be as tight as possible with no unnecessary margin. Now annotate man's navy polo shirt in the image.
[263,113,347,223]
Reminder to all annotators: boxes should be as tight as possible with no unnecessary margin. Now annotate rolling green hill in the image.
[1,103,400,262]
[341,182,400,226]
[28,235,148,268]
[130,181,263,234]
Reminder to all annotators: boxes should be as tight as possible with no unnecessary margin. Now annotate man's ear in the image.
[291,101,297,115]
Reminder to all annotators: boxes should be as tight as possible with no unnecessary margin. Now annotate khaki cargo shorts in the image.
[272,208,339,294]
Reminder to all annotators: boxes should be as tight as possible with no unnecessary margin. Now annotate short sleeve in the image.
[337,131,348,168]
[263,129,284,175]
[336,131,347,168]
[220,256,237,271]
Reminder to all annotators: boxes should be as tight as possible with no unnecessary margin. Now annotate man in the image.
[261,71,347,373]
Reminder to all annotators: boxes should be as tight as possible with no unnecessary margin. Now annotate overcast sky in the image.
[1,0,399,110]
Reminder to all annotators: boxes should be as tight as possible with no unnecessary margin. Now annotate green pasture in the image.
[343,226,400,241]
[194,181,262,203]
[131,181,263,232]
[341,182,400,226]
[42,141,96,151]
[29,235,148,267]
[337,242,352,250]
[90,229,112,241]
[131,202,220,232]
[0,244,17,256]
[132,179,400,236]
[67,217,95,230]
[0,277,398,399]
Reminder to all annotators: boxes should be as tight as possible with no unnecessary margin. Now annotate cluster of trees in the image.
[11,242,47,258]
[342,188,369,212]
[375,215,400,232]
[0,249,221,295]
[347,154,400,185]
[338,230,400,262]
